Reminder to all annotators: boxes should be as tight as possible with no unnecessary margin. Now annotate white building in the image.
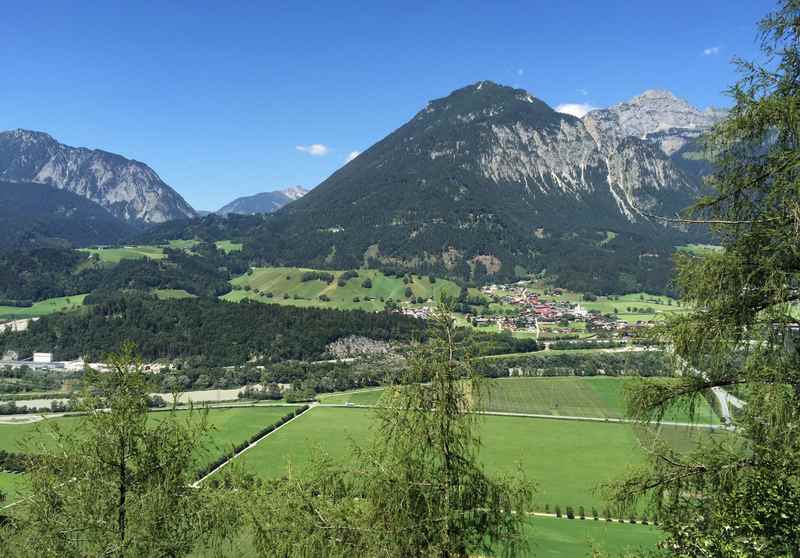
[33,352,53,363]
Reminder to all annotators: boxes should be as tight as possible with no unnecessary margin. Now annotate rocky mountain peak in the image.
[0,129,196,223]
[583,90,726,155]
[281,186,308,200]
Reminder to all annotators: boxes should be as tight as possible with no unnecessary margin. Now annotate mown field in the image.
[223,267,464,311]
[0,294,88,322]
[0,406,296,456]
[318,376,720,425]
[481,377,720,424]
[237,406,668,511]
[0,405,298,506]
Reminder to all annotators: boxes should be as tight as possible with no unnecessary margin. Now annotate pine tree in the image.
[613,3,800,554]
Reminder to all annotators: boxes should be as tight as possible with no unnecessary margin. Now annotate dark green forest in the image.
[0,293,425,364]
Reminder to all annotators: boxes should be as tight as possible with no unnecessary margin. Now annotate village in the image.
[401,281,661,339]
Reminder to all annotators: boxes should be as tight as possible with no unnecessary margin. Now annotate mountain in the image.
[217,186,308,215]
[229,81,706,293]
[0,129,197,223]
[583,89,726,156]
[0,180,134,248]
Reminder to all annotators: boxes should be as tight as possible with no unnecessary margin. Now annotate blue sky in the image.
[1,1,770,210]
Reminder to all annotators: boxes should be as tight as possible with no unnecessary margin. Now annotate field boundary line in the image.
[192,403,316,487]
[316,403,726,430]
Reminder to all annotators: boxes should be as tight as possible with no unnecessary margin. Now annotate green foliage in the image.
[613,4,800,555]
[0,343,238,557]
[243,305,533,557]
[0,292,423,365]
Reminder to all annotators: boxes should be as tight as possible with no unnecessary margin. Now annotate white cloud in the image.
[345,151,360,163]
[517,68,524,76]
[576,88,589,96]
[554,102,597,118]
[703,46,720,56]
[296,144,330,156]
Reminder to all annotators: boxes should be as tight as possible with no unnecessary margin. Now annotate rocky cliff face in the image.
[583,89,726,156]
[246,81,702,292]
[0,129,196,223]
[291,81,697,228]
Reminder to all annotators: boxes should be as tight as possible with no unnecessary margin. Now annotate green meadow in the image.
[238,406,654,511]
[223,267,463,311]
[79,245,167,263]
[482,377,720,424]
[0,294,88,322]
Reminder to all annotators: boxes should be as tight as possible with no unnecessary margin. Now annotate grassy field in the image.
[79,245,166,263]
[317,388,386,405]
[0,294,88,322]
[525,516,662,557]
[238,406,654,511]
[191,515,662,558]
[223,267,463,311]
[481,377,720,424]
[0,471,27,503]
[0,406,296,456]
[153,288,197,300]
[678,243,723,256]
[79,239,241,264]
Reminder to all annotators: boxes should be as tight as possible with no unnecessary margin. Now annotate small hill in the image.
[0,180,135,248]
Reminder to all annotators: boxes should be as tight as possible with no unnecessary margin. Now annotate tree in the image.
[245,303,532,557]
[0,343,237,557]
[612,3,800,555]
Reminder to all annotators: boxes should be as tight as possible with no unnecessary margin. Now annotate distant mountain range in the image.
[3,82,724,293]
[0,180,134,248]
[216,186,308,215]
[0,129,196,224]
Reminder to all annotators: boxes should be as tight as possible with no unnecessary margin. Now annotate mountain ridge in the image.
[217,186,308,215]
[0,129,197,224]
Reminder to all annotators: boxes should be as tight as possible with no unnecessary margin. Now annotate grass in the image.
[79,245,166,263]
[153,289,197,300]
[79,239,241,264]
[223,267,463,311]
[238,407,653,511]
[0,471,27,503]
[525,515,662,557]
[0,406,296,456]
[478,376,719,424]
[214,240,243,253]
[0,294,88,322]
[678,243,723,256]
[191,516,662,557]
[318,388,386,405]
[0,406,299,505]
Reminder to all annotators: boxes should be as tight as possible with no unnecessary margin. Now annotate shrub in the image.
[361,278,373,289]
[579,506,585,520]
[554,505,561,518]
[353,297,360,303]
[404,287,413,298]
[566,506,575,520]
[592,507,598,521]
[319,294,330,302]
